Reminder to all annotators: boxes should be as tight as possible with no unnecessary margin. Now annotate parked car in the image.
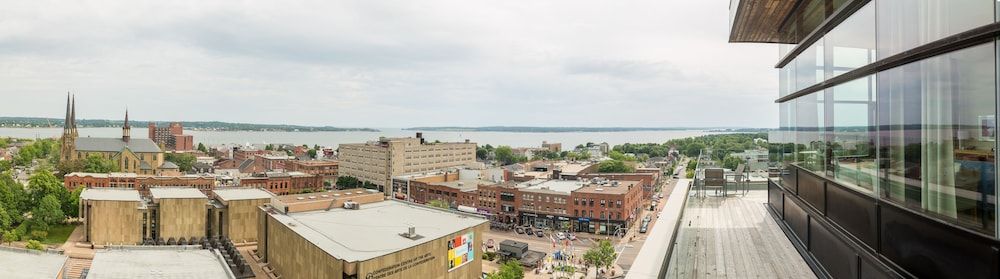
[568,233,577,240]
[525,227,534,235]
[556,232,566,240]
[643,215,652,222]
[658,193,664,199]
[535,231,545,238]
[515,227,524,234]
[639,224,648,233]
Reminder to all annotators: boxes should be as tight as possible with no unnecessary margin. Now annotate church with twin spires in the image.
[59,94,177,175]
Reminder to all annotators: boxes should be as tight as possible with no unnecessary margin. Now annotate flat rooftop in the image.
[431,179,497,192]
[573,181,639,195]
[213,188,272,201]
[88,248,232,279]
[518,179,584,194]
[266,199,487,262]
[81,188,142,202]
[150,188,208,199]
[0,249,67,279]
[274,188,378,204]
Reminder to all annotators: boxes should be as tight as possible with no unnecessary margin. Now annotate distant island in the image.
[405,126,772,133]
[0,117,379,132]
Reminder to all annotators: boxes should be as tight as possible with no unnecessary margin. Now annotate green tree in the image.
[31,195,65,231]
[197,143,208,153]
[25,239,44,251]
[28,169,67,205]
[486,259,524,279]
[335,176,363,189]
[164,153,197,172]
[597,160,634,173]
[494,146,515,165]
[427,199,450,209]
[83,155,119,173]
[307,149,318,158]
[583,240,617,274]
[0,173,28,224]
[2,229,17,245]
[722,155,744,170]
[0,160,10,172]
[0,206,11,231]
[265,144,274,151]
[65,187,84,218]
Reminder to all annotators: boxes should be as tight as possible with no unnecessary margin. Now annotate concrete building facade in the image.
[257,191,487,279]
[339,133,476,195]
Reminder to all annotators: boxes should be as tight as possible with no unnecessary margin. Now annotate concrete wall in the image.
[85,200,144,245]
[262,214,344,279]
[157,198,207,240]
[357,223,487,279]
[223,198,270,243]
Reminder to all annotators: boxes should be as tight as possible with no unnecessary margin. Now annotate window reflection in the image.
[877,0,993,59]
[796,94,825,173]
[877,43,996,234]
[829,76,877,192]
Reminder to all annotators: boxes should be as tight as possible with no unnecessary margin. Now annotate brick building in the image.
[239,171,322,195]
[65,172,216,197]
[284,160,338,184]
[579,171,660,199]
[147,122,194,151]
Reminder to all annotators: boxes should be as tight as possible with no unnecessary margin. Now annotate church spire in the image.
[64,93,71,129]
[122,108,131,142]
[71,94,76,129]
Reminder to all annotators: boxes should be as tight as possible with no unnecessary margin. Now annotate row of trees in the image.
[0,170,80,246]
[335,176,378,190]
[478,144,593,165]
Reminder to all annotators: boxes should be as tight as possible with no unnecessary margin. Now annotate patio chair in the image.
[703,168,727,196]
[727,164,749,196]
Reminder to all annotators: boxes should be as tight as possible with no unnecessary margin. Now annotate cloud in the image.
[0,0,778,128]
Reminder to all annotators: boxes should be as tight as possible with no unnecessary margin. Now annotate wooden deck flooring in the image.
[666,190,815,279]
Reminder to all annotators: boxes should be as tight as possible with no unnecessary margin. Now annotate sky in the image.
[0,0,778,128]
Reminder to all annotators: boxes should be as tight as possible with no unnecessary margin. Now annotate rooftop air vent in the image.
[309,196,316,199]
[343,201,359,209]
[296,197,305,200]
[399,226,423,240]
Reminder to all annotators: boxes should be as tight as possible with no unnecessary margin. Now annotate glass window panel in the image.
[773,102,797,188]
[877,43,996,235]
[795,41,824,92]
[877,0,994,59]
[796,92,826,173]
[829,76,877,193]
[825,2,875,78]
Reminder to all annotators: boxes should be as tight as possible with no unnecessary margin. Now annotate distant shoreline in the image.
[0,117,379,132]
[404,127,772,133]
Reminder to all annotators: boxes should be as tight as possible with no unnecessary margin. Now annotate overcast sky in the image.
[0,0,777,128]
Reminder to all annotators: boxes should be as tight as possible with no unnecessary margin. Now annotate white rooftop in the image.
[0,249,67,279]
[267,200,487,262]
[213,188,272,201]
[518,179,585,194]
[81,188,142,202]
[88,248,233,279]
[149,188,208,199]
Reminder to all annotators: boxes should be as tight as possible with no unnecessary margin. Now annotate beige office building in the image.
[338,133,476,195]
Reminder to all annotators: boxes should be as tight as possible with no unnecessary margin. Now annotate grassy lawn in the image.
[40,224,76,245]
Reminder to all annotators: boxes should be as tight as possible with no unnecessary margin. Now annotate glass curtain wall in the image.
[877,43,997,235]
[777,0,997,234]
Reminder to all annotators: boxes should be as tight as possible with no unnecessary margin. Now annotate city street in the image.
[482,165,684,278]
